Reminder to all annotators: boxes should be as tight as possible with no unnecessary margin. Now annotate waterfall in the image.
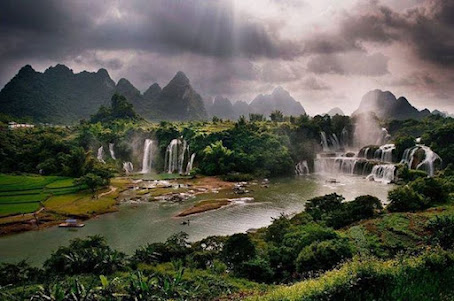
[400,145,441,176]
[341,127,349,148]
[123,162,134,175]
[141,139,154,174]
[97,146,105,163]
[331,134,340,151]
[109,143,116,160]
[376,128,391,145]
[185,153,196,174]
[321,132,330,152]
[314,154,361,175]
[295,160,309,175]
[374,144,395,163]
[165,138,189,174]
[367,164,395,184]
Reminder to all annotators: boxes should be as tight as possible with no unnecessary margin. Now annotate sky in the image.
[0,0,453,115]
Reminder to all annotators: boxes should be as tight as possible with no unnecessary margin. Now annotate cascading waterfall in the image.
[109,143,116,160]
[321,132,330,152]
[367,164,396,184]
[401,145,441,176]
[341,127,349,148]
[97,146,105,163]
[374,144,395,163]
[185,153,196,174]
[123,162,134,175]
[141,139,154,174]
[165,138,190,174]
[295,160,309,175]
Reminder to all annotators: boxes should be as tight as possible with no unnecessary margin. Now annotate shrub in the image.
[0,261,40,286]
[221,233,256,270]
[265,214,292,244]
[237,257,274,283]
[296,238,353,273]
[305,193,344,221]
[428,216,454,249]
[43,236,128,275]
[410,177,450,204]
[387,185,429,212]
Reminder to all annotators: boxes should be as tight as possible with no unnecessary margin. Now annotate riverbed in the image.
[0,175,393,265]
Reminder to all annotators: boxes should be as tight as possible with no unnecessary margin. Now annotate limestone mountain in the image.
[151,71,207,121]
[232,101,252,119]
[250,86,306,117]
[207,96,235,120]
[0,64,116,123]
[0,65,208,123]
[326,107,345,116]
[353,89,431,120]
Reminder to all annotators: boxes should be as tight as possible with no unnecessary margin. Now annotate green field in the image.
[0,174,85,216]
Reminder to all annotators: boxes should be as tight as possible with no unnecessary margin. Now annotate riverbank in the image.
[176,199,231,217]
[0,175,236,236]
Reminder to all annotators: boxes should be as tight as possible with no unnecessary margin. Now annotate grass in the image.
[0,174,85,216]
[44,188,119,217]
[250,248,454,301]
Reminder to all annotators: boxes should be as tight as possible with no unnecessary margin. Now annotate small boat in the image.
[59,219,85,228]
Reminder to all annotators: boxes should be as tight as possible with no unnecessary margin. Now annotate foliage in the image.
[221,233,256,271]
[428,216,454,249]
[0,261,40,286]
[90,93,139,123]
[387,185,429,212]
[296,238,353,273]
[199,141,234,175]
[43,236,128,275]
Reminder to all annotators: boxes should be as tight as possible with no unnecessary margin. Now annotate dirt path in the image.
[98,186,117,198]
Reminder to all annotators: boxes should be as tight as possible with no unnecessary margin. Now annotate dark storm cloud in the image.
[338,0,454,66]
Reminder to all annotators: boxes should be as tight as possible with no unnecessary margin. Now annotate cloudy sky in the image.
[0,0,453,114]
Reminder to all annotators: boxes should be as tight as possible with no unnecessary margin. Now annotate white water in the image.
[366,164,396,184]
[109,143,116,160]
[320,132,343,152]
[123,162,134,175]
[97,146,105,163]
[165,138,189,174]
[374,144,395,163]
[141,139,154,174]
[185,153,196,174]
[295,160,309,175]
[401,145,441,176]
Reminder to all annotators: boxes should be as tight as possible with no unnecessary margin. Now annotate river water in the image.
[0,175,393,265]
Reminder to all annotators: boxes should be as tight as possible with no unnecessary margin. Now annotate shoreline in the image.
[0,175,235,237]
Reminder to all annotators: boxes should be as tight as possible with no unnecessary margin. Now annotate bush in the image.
[305,193,344,221]
[428,216,454,249]
[237,257,274,283]
[265,214,292,244]
[221,233,256,271]
[0,261,40,286]
[296,238,353,273]
[387,185,429,212]
[410,177,450,204]
[43,236,128,275]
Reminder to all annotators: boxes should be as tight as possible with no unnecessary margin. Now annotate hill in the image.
[353,89,431,120]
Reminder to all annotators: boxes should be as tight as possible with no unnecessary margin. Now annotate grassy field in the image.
[0,174,86,216]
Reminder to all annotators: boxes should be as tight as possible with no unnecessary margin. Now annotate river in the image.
[0,175,393,265]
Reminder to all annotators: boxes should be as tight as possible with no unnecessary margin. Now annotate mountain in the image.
[352,89,431,120]
[207,96,235,120]
[326,107,344,116]
[232,100,252,119]
[0,64,116,123]
[151,71,207,121]
[250,86,305,117]
[0,65,208,123]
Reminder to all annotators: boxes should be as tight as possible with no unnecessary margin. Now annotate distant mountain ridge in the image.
[206,87,306,119]
[353,89,431,120]
[0,65,207,123]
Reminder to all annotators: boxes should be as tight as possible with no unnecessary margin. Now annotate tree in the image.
[76,173,105,198]
[270,110,284,122]
[387,185,429,212]
[221,233,256,271]
[200,141,234,175]
[305,193,345,221]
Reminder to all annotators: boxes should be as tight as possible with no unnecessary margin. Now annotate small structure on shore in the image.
[59,219,85,228]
